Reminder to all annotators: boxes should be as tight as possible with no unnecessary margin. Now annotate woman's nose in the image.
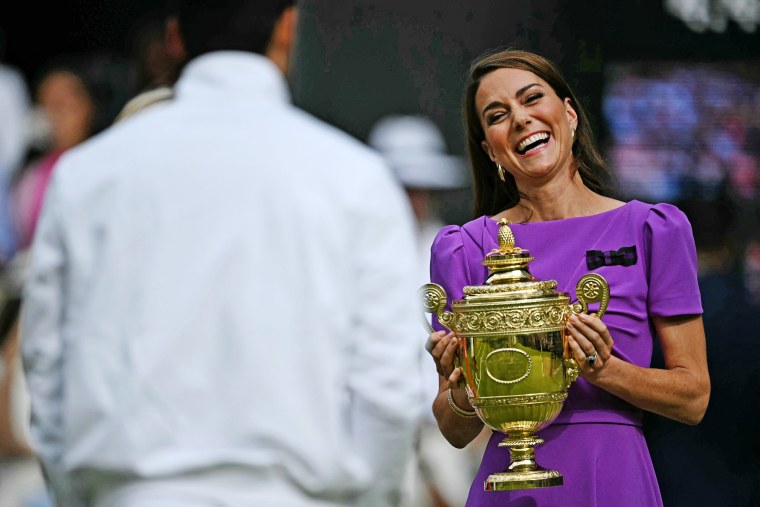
[512,109,530,129]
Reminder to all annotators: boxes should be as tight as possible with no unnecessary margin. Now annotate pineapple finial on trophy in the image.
[491,218,522,256]
[497,218,515,253]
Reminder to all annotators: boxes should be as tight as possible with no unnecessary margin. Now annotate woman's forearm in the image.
[432,387,484,448]
[591,356,709,424]
[569,314,709,425]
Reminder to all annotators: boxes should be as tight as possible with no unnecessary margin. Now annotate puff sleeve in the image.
[429,225,471,332]
[644,203,703,317]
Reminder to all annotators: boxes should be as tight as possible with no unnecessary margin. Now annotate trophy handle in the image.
[419,283,454,334]
[420,283,466,389]
[571,273,610,319]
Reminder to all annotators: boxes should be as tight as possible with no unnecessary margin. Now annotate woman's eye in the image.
[526,93,543,103]
[488,111,506,124]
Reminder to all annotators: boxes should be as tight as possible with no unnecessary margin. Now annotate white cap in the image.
[368,114,468,190]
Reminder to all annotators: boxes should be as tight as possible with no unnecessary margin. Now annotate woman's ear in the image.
[564,98,578,130]
[481,140,495,162]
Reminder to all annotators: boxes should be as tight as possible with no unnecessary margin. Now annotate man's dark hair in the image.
[171,0,296,60]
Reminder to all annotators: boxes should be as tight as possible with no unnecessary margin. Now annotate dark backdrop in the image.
[1,0,758,222]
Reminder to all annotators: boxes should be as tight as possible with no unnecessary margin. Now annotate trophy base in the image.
[485,469,563,491]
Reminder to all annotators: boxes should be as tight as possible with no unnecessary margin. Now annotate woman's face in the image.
[37,70,95,151]
[475,67,577,188]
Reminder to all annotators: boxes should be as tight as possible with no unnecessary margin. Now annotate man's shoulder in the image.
[54,100,390,190]
[276,107,395,188]
[49,118,145,194]
[287,107,379,159]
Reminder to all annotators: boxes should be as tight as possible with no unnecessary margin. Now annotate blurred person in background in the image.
[426,49,709,506]
[0,25,30,265]
[744,235,760,308]
[368,114,486,507]
[645,190,760,506]
[128,11,184,94]
[20,1,424,506]
[0,24,52,507]
[2,49,130,507]
[113,9,186,124]
[10,51,131,250]
[0,24,55,507]
[368,115,467,286]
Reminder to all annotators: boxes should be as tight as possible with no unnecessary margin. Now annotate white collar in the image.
[174,51,290,104]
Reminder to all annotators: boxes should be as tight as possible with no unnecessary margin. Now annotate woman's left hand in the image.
[566,312,614,377]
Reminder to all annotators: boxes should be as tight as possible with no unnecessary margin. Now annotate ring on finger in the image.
[586,352,598,366]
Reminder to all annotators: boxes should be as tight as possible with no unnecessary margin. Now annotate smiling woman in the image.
[463,50,612,220]
[424,48,710,507]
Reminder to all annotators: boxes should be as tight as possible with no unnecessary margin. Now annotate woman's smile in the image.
[515,131,551,157]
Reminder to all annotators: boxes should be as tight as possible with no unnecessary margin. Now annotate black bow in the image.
[586,246,637,270]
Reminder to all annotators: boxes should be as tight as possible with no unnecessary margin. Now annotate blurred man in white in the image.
[20,1,424,506]
[369,115,487,507]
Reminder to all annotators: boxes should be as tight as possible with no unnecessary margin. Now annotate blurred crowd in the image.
[604,64,760,202]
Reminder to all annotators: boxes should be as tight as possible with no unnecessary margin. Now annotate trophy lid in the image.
[462,219,559,302]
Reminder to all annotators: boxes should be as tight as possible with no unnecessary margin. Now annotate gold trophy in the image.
[422,219,610,491]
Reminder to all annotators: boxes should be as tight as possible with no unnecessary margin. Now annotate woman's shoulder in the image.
[627,200,693,232]
[430,216,493,291]
[432,215,493,252]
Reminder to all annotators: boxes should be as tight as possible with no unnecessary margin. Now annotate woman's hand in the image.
[566,313,709,425]
[427,330,484,447]
[566,312,614,378]
[425,330,460,383]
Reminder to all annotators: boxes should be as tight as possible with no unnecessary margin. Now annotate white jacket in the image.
[21,52,425,506]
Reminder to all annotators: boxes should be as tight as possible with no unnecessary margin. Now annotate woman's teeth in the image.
[516,132,549,154]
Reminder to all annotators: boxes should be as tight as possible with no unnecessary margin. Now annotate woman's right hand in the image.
[428,330,484,447]
[425,330,460,382]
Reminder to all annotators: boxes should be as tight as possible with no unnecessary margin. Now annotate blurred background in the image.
[0,1,759,506]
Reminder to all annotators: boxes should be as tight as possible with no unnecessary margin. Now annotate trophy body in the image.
[422,219,610,491]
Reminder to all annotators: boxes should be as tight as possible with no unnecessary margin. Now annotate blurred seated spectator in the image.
[368,114,488,507]
[368,115,467,273]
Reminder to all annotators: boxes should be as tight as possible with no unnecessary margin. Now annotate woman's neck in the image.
[494,171,619,223]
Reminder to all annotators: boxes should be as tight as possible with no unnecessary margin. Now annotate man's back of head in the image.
[170,0,296,60]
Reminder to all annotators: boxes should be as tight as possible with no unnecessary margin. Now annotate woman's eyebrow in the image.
[515,83,542,98]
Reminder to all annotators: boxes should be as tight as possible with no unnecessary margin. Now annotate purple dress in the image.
[430,200,702,507]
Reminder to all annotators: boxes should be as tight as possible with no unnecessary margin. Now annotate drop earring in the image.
[497,163,506,183]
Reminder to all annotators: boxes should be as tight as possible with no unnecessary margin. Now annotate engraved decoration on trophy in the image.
[421,218,610,491]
